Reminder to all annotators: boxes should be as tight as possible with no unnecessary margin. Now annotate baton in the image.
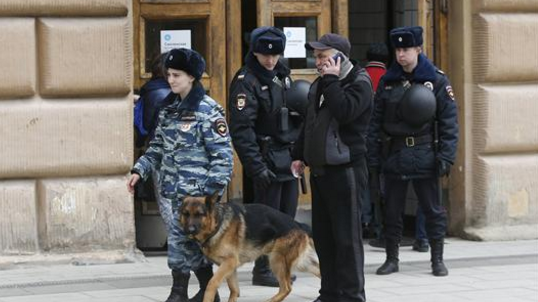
[299,173,308,194]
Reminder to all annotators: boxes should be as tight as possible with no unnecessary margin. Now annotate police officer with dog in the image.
[367,26,459,277]
[228,26,305,287]
[128,48,233,302]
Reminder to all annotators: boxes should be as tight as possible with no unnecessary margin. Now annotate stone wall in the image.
[450,0,538,240]
[0,0,135,258]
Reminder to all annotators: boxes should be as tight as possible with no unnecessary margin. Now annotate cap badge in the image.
[268,43,273,49]
[398,37,403,42]
[169,55,173,60]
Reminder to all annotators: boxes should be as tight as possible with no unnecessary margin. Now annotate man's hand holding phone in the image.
[321,52,343,77]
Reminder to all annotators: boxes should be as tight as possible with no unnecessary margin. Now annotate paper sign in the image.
[160,30,191,53]
[283,27,306,58]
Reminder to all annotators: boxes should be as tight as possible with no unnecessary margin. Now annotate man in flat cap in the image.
[292,33,373,302]
[228,26,303,287]
[367,26,459,277]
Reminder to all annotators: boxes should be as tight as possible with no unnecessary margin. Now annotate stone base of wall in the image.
[0,247,144,270]
[463,225,538,241]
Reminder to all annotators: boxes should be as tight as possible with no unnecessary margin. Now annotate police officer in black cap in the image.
[367,26,459,277]
[228,26,304,287]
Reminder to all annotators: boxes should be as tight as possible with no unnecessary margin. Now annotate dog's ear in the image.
[179,196,189,213]
[205,192,219,210]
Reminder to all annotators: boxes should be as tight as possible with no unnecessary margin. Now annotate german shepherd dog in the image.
[179,193,320,302]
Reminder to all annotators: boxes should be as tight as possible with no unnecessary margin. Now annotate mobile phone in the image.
[332,52,344,63]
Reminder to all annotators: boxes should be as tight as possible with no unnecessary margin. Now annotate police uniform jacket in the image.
[229,52,302,181]
[133,82,233,200]
[292,64,373,169]
[367,53,458,179]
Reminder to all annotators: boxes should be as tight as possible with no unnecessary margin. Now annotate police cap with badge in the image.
[165,48,206,80]
[250,26,286,54]
[390,26,423,48]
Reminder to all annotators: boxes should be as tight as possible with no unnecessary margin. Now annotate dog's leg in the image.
[265,254,292,302]
[306,240,321,278]
[203,257,239,302]
[225,269,240,302]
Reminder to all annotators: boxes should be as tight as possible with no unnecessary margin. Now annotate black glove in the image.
[437,159,451,177]
[253,169,276,191]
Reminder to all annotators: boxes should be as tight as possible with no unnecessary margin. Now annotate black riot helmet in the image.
[399,84,437,126]
[286,79,311,116]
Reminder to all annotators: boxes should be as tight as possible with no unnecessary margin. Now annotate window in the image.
[142,18,207,77]
[275,16,317,69]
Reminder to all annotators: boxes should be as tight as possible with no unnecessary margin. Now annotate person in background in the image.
[365,42,389,92]
[292,33,373,302]
[367,26,458,277]
[413,207,429,252]
[362,42,389,240]
[128,48,233,302]
[228,26,303,287]
[133,52,173,227]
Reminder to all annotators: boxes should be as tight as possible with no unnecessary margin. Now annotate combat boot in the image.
[165,270,190,302]
[189,265,220,302]
[430,239,448,276]
[376,240,399,275]
[252,255,279,287]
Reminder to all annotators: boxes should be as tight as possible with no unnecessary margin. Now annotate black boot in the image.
[430,239,448,277]
[252,255,279,287]
[165,270,190,302]
[189,265,220,302]
[376,240,399,275]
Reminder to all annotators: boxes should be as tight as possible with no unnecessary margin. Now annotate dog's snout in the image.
[187,225,198,234]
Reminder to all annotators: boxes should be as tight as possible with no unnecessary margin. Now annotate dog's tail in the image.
[294,235,321,278]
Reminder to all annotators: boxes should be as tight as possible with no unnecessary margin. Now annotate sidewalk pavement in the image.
[0,238,536,302]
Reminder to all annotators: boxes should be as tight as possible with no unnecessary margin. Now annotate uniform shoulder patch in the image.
[215,118,228,137]
[236,93,247,110]
[446,85,455,101]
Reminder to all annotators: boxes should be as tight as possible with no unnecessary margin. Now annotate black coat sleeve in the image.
[228,76,266,177]
[435,76,459,165]
[320,74,373,124]
[291,122,305,161]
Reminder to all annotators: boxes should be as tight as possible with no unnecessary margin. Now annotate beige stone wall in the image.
[0,0,135,256]
[449,0,538,240]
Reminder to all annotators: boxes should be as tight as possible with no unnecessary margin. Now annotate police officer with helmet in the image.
[228,26,306,287]
[367,26,459,277]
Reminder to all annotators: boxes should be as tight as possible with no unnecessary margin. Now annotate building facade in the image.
[0,0,536,263]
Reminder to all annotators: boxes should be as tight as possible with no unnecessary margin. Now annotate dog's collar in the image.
[199,209,223,248]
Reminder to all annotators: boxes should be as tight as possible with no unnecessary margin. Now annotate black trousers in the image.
[384,176,447,243]
[310,159,367,302]
[254,178,299,218]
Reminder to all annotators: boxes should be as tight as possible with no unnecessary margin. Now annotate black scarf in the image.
[244,52,290,86]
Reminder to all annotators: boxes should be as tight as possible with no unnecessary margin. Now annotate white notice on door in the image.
[160,30,191,53]
[283,27,306,58]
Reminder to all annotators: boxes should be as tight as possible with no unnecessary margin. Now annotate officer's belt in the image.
[390,134,433,152]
